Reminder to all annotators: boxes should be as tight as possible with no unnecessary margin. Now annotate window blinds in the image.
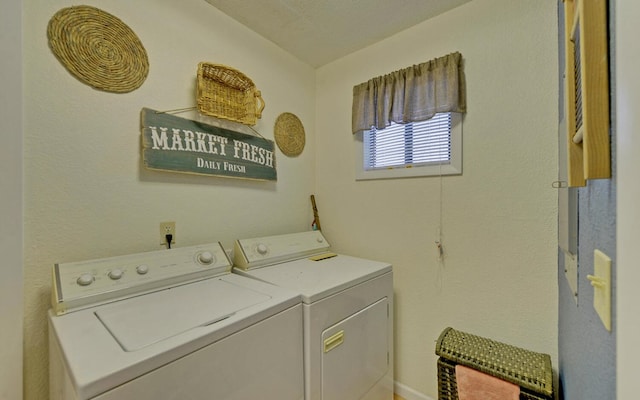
[364,113,451,169]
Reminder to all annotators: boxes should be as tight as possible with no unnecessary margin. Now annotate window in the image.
[355,112,462,180]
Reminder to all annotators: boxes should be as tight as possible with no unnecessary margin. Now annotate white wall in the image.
[315,0,558,398]
[616,1,640,398]
[22,1,316,399]
[22,1,564,399]
[0,0,23,398]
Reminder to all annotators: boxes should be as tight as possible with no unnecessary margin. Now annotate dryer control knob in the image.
[197,251,215,265]
[136,264,149,275]
[256,244,268,255]
[108,269,124,280]
[77,273,94,286]
[316,236,324,243]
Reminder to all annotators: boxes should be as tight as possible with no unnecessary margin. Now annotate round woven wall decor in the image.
[274,113,305,156]
[47,5,149,93]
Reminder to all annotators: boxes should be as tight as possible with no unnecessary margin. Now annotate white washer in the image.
[49,242,304,400]
[233,231,394,400]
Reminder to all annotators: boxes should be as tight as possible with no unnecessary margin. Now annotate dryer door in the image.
[320,297,389,400]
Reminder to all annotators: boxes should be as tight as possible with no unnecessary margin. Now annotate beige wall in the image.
[315,0,558,398]
[22,0,560,399]
[19,0,640,397]
[22,1,316,398]
[1,0,23,398]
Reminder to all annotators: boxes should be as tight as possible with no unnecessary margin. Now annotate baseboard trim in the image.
[394,381,434,400]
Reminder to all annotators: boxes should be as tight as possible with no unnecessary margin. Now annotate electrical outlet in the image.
[160,222,176,245]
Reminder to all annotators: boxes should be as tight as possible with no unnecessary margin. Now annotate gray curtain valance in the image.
[352,52,466,134]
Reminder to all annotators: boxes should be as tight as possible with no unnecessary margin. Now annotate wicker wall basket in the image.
[47,5,149,93]
[196,63,265,126]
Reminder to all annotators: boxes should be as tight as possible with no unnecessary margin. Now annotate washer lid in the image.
[49,274,301,400]
[237,254,391,304]
[95,278,271,351]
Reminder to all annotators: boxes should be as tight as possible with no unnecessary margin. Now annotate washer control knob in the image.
[77,273,94,286]
[108,269,124,280]
[136,264,149,275]
[256,244,268,255]
[197,251,214,265]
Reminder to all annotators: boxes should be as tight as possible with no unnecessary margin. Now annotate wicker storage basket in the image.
[435,327,553,400]
[196,63,265,126]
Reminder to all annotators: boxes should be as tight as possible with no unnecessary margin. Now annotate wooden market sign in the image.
[141,108,277,181]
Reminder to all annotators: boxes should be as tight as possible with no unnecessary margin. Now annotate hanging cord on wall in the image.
[155,106,197,114]
[434,162,446,290]
[435,163,445,262]
[154,106,266,139]
[248,125,266,139]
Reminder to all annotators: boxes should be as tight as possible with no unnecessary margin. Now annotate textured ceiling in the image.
[204,0,473,67]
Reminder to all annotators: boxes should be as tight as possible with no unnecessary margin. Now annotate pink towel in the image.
[455,365,520,400]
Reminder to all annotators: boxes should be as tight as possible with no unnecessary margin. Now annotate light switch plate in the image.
[591,249,611,331]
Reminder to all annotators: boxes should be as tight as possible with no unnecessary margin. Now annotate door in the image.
[321,298,388,400]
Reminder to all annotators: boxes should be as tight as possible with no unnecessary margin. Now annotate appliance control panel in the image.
[234,231,330,270]
[52,242,231,315]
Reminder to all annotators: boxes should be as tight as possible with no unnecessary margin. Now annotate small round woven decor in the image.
[274,113,305,156]
[47,5,149,93]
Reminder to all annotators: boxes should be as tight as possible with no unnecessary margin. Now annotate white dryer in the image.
[233,231,394,400]
[49,242,304,400]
